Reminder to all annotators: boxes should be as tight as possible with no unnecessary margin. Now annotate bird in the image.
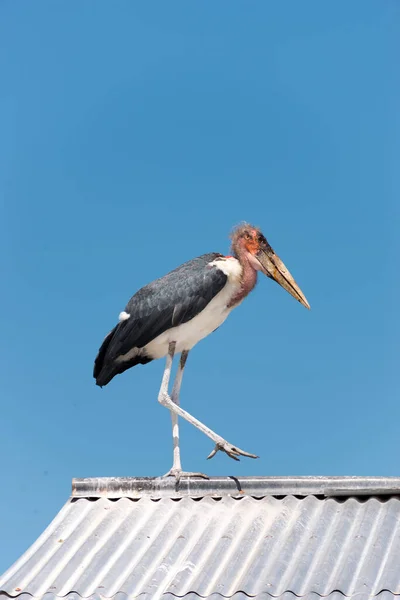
[94,223,309,480]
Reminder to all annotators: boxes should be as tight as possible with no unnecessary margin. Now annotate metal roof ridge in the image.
[71,475,400,499]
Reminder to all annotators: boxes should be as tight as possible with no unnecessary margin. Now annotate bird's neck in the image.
[228,252,258,307]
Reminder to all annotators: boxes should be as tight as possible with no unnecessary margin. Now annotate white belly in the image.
[144,281,240,359]
[116,256,243,363]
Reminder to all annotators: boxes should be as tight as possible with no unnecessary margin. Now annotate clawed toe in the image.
[207,441,259,461]
[162,469,209,482]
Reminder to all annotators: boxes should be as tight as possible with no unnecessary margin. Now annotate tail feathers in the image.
[95,354,152,387]
[93,325,152,387]
[93,326,118,384]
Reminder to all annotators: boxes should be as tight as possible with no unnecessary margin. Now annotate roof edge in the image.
[71,475,400,499]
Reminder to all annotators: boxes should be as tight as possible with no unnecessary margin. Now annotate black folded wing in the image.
[94,253,227,386]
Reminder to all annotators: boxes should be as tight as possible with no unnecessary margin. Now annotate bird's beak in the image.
[256,245,310,309]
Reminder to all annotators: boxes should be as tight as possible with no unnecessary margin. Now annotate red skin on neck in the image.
[228,243,258,308]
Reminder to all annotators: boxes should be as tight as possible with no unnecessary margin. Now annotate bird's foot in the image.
[162,468,209,483]
[207,439,259,461]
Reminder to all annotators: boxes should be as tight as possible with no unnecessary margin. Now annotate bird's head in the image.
[230,223,310,309]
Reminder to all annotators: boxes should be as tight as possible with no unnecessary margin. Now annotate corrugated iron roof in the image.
[3,594,400,600]
[1,477,400,600]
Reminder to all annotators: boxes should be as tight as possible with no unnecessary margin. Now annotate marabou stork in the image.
[94,223,309,480]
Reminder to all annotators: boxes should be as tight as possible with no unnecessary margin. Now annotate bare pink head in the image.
[230,223,310,309]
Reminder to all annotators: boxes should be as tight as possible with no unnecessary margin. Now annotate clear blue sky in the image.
[1,0,398,573]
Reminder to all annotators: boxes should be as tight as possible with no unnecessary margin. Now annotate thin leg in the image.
[162,348,208,480]
[169,351,187,472]
[158,343,258,463]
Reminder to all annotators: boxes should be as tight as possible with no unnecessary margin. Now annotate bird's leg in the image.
[158,344,258,464]
[162,348,208,481]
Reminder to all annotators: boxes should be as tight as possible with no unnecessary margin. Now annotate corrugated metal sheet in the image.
[166,595,400,600]
[1,494,400,599]
[3,593,400,600]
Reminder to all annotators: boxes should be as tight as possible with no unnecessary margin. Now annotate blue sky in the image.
[1,0,399,573]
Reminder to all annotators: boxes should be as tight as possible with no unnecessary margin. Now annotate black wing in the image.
[94,253,226,386]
